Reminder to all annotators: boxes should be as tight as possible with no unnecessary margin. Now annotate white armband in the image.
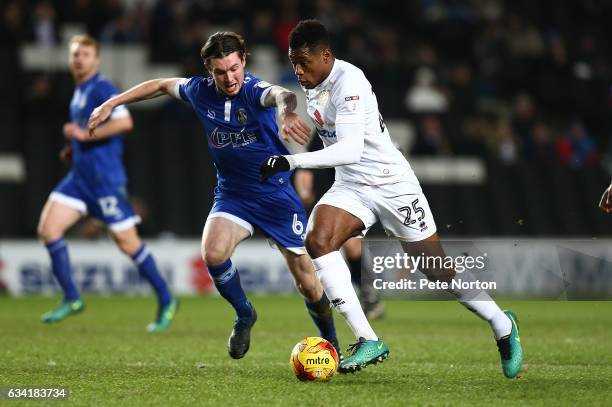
[170,78,188,100]
[110,104,130,119]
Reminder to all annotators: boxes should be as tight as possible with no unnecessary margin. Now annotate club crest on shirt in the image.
[236,108,248,125]
[319,89,330,107]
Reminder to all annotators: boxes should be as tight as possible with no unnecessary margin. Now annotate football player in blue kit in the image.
[88,32,340,359]
[37,35,177,331]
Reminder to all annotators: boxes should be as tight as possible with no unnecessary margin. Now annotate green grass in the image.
[1,296,611,406]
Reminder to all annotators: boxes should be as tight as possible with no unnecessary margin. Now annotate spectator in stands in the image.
[405,68,448,114]
[556,121,598,167]
[30,0,58,47]
[412,115,451,156]
[524,121,555,162]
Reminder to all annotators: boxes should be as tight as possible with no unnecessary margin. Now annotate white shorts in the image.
[314,180,437,242]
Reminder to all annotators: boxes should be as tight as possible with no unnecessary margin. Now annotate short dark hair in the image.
[288,19,331,51]
[200,31,247,68]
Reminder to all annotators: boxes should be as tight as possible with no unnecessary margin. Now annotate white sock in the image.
[313,251,378,341]
[447,272,512,340]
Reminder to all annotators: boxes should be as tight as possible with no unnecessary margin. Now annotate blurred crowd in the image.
[2,0,612,166]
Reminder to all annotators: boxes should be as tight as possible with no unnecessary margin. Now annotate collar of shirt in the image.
[77,72,100,90]
[312,59,340,92]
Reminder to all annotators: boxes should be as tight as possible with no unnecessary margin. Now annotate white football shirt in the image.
[296,59,415,185]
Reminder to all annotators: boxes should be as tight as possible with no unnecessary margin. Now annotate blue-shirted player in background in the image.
[37,34,177,332]
[89,32,340,359]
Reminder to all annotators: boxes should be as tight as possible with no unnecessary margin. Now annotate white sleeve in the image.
[110,103,130,119]
[284,75,366,169]
[170,78,189,100]
[285,121,365,169]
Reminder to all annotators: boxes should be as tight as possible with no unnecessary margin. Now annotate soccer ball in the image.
[289,337,339,382]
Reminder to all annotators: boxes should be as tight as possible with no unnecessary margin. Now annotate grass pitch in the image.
[1,296,611,406]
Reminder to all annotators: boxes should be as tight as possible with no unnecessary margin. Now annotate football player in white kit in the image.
[260,20,523,378]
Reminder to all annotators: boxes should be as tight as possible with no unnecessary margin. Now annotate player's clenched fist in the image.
[63,122,88,141]
[59,143,72,165]
[259,155,290,183]
[599,182,612,213]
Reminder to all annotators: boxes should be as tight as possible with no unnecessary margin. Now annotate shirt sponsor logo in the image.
[344,95,360,101]
[316,128,336,138]
[209,127,257,148]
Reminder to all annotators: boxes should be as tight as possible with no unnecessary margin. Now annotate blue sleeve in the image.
[95,80,119,105]
[244,77,273,109]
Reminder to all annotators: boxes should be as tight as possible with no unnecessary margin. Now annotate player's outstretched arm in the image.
[88,78,183,134]
[599,180,612,213]
[263,86,311,145]
[86,116,134,141]
[259,121,365,182]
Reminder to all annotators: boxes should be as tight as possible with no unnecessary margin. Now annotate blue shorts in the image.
[209,188,307,254]
[50,172,141,232]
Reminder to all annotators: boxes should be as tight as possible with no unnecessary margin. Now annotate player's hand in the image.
[259,155,290,183]
[599,184,612,213]
[63,122,76,139]
[59,143,72,166]
[280,111,311,145]
[63,122,88,141]
[88,103,113,136]
[62,122,79,140]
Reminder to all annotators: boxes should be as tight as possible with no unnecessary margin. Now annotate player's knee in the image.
[113,232,141,256]
[202,244,230,266]
[37,223,62,243]
[305,231,337,259]
[118,240,140,256]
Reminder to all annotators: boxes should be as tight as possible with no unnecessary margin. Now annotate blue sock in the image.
[46,238,80,302]
[305,293,337,343]
[207,259,252,319]
[132,244,171,307]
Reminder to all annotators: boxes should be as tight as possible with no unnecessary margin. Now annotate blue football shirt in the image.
[178,73,292,196]
[69,72,130,186]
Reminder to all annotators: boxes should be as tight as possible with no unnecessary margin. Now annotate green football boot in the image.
[41,299,85,323]
[496,311,523,378]
[338,337,389,373]
[147,298,179,333]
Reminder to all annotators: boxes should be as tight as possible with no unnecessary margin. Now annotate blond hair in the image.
[69,34,100,55]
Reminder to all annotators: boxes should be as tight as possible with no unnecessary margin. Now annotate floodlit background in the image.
[1,0,612,296]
